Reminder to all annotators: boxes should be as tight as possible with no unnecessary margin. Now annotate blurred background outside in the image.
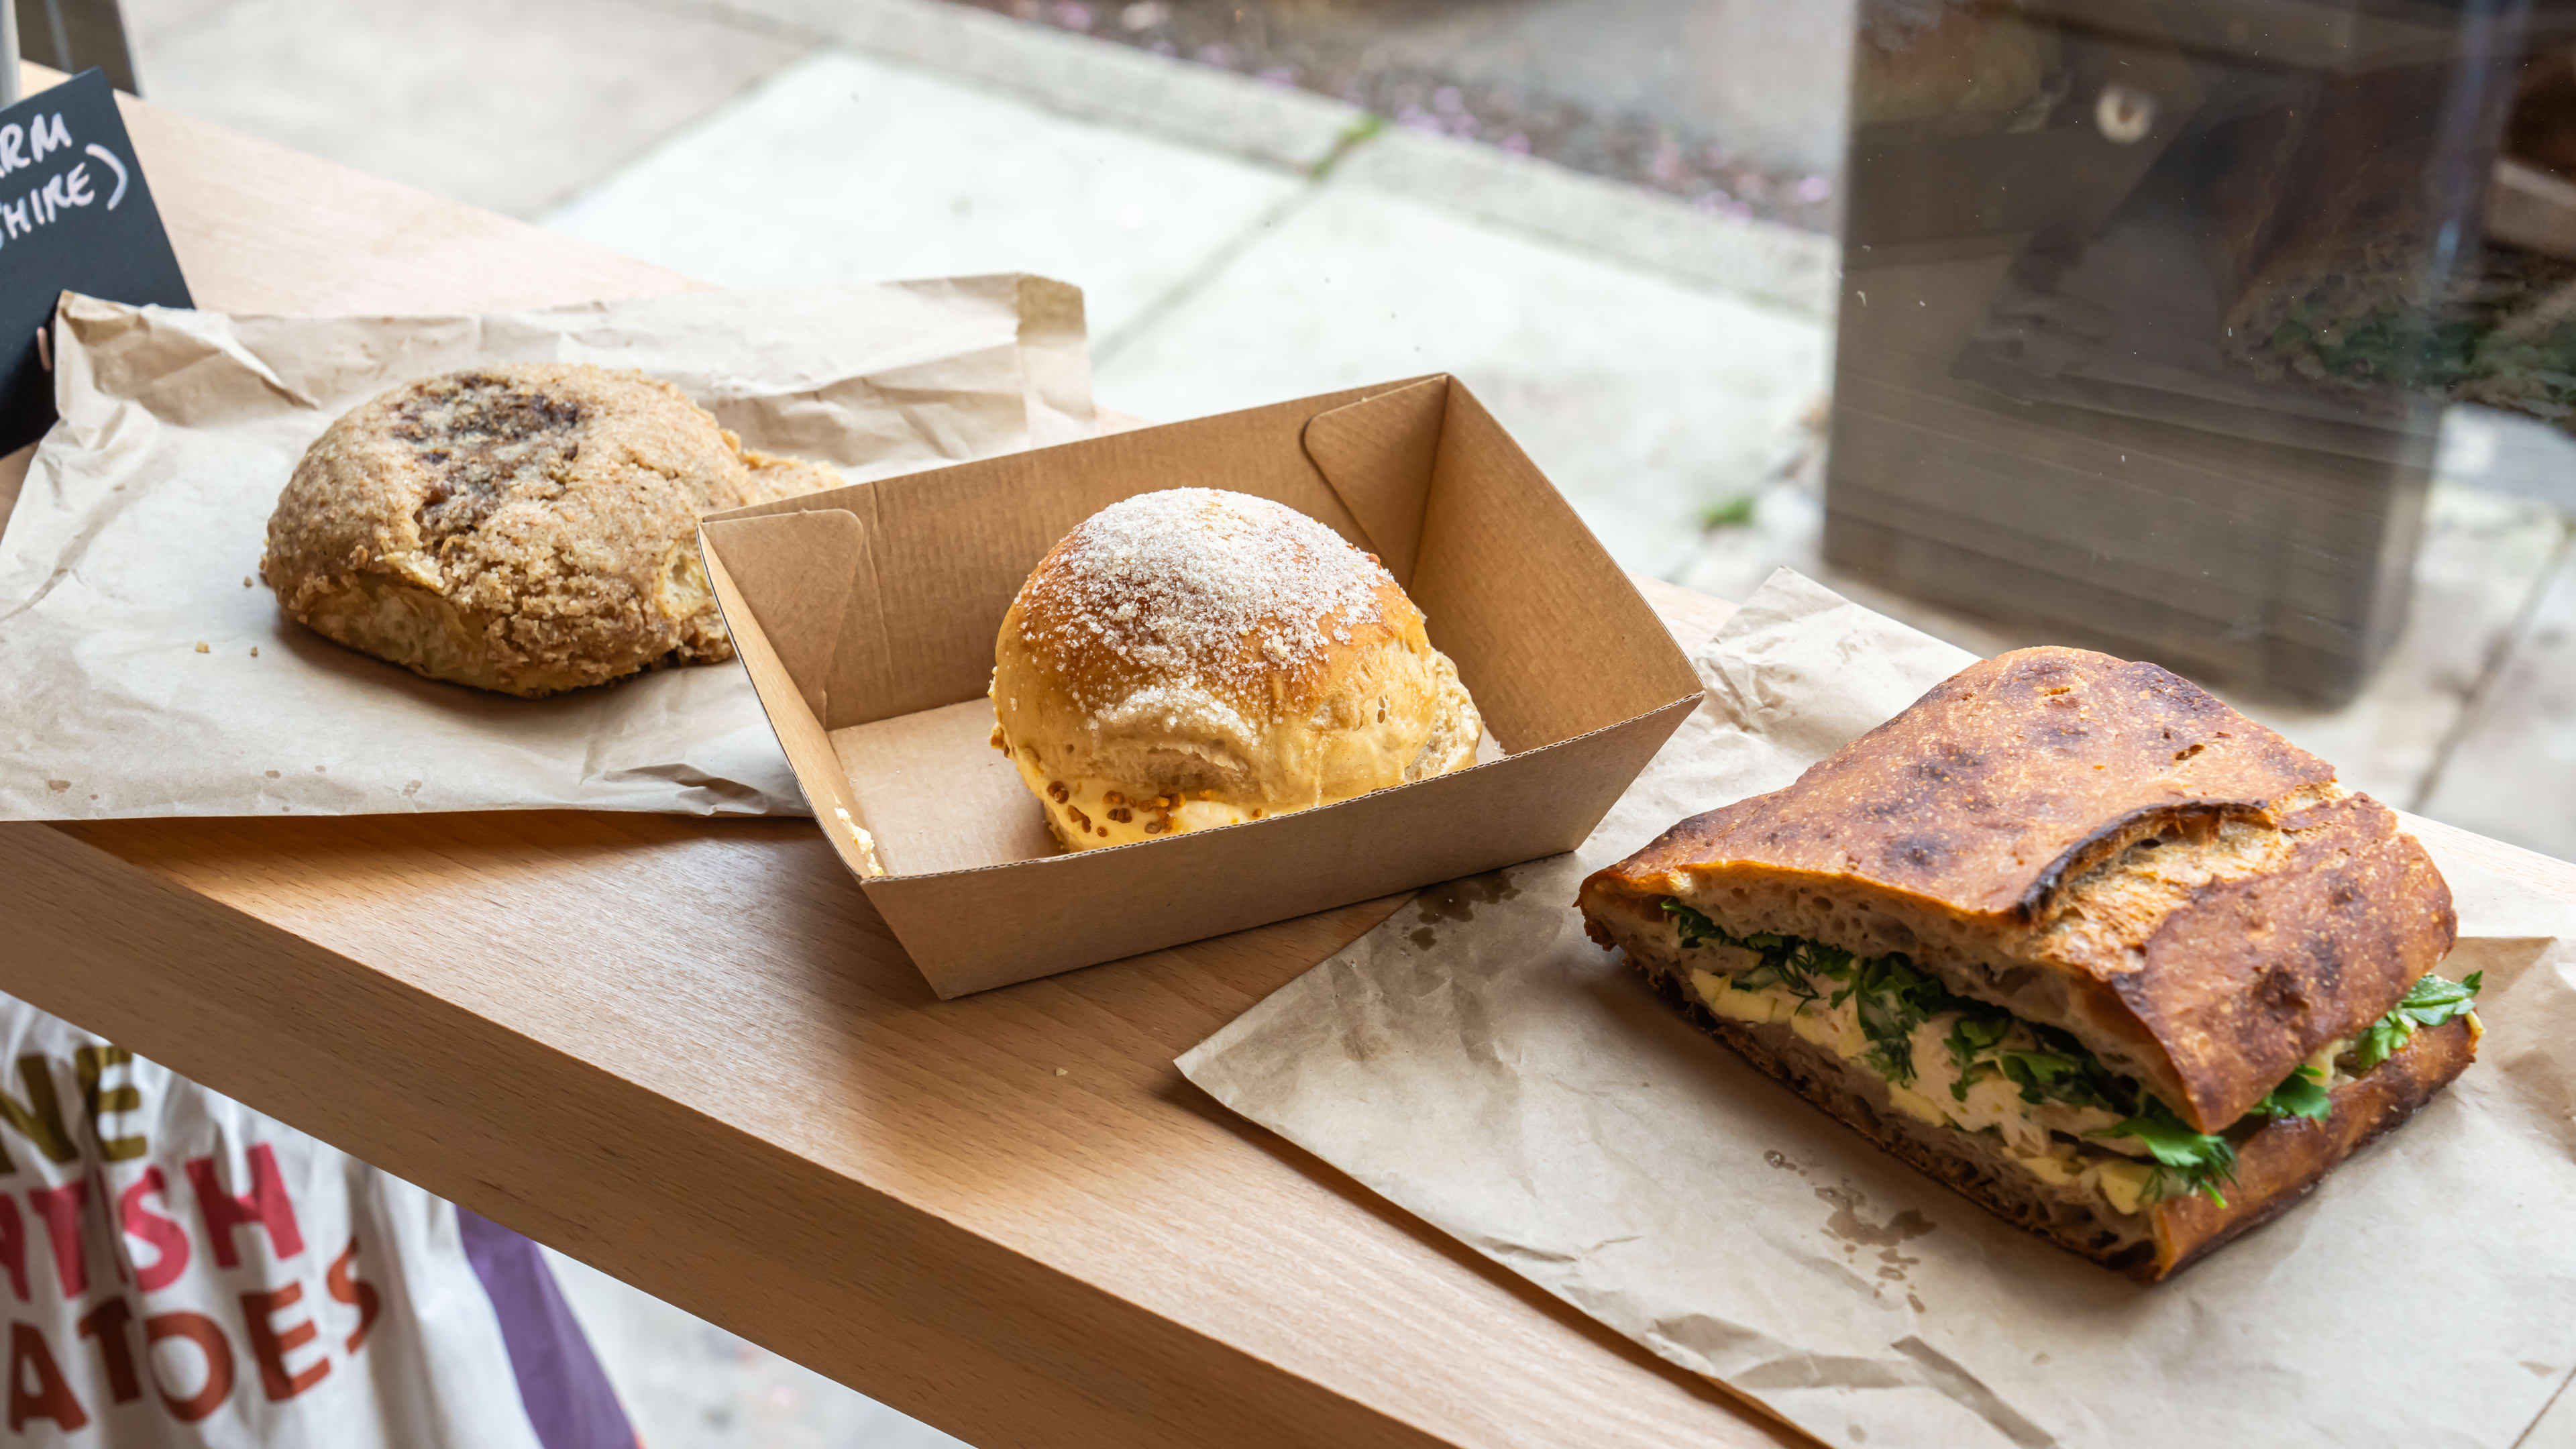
[93,0,2576,1441]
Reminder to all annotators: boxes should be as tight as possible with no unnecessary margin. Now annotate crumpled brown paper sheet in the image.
[1181,569,2576,1449]
[0,280,1090,819]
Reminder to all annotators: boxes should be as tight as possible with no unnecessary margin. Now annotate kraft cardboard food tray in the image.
[699,374,1703,997]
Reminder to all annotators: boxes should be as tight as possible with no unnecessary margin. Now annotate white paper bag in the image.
[0,992,631,1447]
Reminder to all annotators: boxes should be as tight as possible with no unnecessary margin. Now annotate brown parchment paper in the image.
[0,280,1091,819]
[1179,569,2576,1449]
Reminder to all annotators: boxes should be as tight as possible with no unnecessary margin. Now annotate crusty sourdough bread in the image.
[1578,647,2457,1133]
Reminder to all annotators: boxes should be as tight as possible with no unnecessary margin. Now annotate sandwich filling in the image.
[1655,899,2482,1217]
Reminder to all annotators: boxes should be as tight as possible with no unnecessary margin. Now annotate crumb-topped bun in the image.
[991,488,1482,850]
[261,364,838,698]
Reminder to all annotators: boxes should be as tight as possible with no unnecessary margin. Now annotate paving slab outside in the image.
[112,0,2576,1443]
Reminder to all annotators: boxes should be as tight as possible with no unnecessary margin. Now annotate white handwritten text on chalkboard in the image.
[0,70,191,450]
[0,110,131,247]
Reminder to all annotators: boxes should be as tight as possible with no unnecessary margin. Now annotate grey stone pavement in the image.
[113,0,2576,1443]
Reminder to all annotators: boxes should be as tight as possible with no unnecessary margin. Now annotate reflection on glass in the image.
[1831,0,2562,704]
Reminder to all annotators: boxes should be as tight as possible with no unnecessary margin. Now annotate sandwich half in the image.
[1577,647,2481,1281]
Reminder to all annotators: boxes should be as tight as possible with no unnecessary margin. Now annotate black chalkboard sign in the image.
[0,68,190,453]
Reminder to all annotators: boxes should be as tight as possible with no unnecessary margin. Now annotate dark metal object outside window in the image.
[14,0,137,95]
[1829,0,2569,704]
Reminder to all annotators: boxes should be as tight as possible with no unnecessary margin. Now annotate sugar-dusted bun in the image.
[991,488,1482,850]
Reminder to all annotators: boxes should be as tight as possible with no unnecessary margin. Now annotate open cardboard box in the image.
[700,375,1703,997]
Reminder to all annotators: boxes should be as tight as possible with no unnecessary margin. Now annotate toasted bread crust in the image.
[1579,647,2458,1130]
[2151,1014,2475,1276]
[1617,649,2334,916]
[2101,794,2457,1138]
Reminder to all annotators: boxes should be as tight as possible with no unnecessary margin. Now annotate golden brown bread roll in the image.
[991,488,1482,850]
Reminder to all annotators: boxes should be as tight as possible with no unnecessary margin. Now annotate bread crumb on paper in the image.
[832,807,888,877]
[193,641,209,653]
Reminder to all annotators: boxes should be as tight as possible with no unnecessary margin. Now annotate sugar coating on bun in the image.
[992,488,1483,850]
[1016,488,1389,707]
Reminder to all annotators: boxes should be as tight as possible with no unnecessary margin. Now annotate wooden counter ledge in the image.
[5,66,2567,1449]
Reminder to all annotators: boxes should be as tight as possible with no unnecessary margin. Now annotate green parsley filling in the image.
[1656,899,2481,1209]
